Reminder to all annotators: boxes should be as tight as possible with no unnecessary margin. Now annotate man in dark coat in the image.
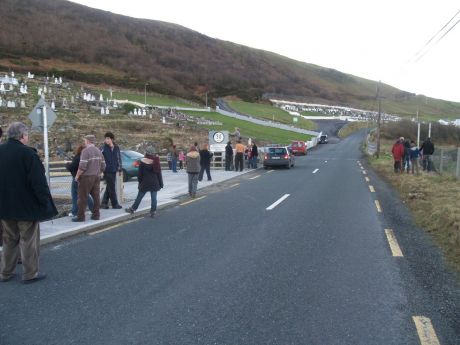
[251,142,259,169]
[100,132,123,209]
[420,137,435,172]
[0,122,57,283]
[225,141,233,171]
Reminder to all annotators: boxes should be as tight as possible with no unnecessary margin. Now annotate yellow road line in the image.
[89,219,140,236]
[180,196,206,206]
[369,185,375,193]
[365,177,370,182]
[375,200,382,213]
[413,316,441,345]
[385,229,403,257]
[250,175,260,180]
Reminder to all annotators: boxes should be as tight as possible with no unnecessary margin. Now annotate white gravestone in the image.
[99,94,103,101]
[54,78,59,85]
[59,77,62,84]
[105,107,110,115]
[11,71,14,78]
[134,109,138,116]
[101,107,105,115]
[0,82,4,92]
[20,100,26,108]
[51,101,56,110]
[71,95,75,103]
[142,109,146,116]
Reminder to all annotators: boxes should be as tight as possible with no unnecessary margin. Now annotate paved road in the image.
[1,132,458,345]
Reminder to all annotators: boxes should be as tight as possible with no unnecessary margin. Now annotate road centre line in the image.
[250,175,260,180]
[266,194,290,210]
[369,185,375,193]
[385,229,403,257]
[89,219,140,236]
[313,169,319,174]
[375,200,382,213]
[365,177,370,182]
[180,196,206,206]
[412,316,441,345]
[229,183,240,188]
[362,170,367,175]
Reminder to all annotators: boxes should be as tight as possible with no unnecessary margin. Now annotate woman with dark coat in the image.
[198,143,213,181]
[66,145,94,217]
[125,146,163,217]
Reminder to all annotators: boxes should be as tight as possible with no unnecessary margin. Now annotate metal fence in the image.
[431,148,460,178]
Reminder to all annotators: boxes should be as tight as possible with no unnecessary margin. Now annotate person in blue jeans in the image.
[125,146,163,218]
[66,145,94,217]
[171,145,178,173]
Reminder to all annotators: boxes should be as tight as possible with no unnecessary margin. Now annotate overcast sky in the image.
[69,0,460,102]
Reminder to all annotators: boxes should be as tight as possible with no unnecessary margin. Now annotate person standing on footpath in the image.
[178,150,185,170]
[391,137,405,173]
[171,145,178,173]
[100,132,123,209]
[198,143,213,181]
[234,139,245,172]
[251,142,259,169]
[66,144,94,217]
[186,146,200,198]
[125,146,163,218]
[0,122,57,283]
[73,135,106,222]
[409,141,420,175]
[225,141,233,171]
[403,139,411,173]
[420,137,435,172]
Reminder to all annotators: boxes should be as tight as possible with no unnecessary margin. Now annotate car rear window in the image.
[268,148,287,154]
[123,150,144,159]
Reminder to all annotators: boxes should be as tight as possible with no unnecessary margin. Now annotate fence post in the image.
[439,148,444,174]
[456,148,460,179]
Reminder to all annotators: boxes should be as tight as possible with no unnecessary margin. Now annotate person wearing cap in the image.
[74,135,106,222]
[100,132,123,209]
[125,146,163,217]
[0,122,57,283]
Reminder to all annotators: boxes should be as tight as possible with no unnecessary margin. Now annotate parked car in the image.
[318,134,328,144]
[121,150,144,181]
[291,140,307,155]
[263,146,295,169]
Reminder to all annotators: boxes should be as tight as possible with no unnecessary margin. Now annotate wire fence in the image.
[431,148,460,178]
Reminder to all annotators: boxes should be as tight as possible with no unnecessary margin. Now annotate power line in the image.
[409,9,460,63]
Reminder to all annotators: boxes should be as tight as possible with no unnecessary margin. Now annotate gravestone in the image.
[9,84,13,91]
[11,71,14,78]
[142,109,146,116]
[105,107,110,115]
[99,94,103,101]
[43,85,47,94]
[62,98,68,108]
[71,95,75,103]
[101,107,105,115]
[0,82,4,92]
[59,77,62,84]
[134,109,138,116]
[51,101,55,110]
[20,100,26,108]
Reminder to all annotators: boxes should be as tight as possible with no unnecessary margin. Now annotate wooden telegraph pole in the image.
[376,81,382,158]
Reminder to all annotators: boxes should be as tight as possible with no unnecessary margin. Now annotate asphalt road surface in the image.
[1,131,459,345]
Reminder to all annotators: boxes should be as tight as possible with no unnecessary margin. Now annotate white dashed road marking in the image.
[266,194,290,210]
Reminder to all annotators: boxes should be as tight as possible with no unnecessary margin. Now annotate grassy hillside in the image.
[1,0,460,118]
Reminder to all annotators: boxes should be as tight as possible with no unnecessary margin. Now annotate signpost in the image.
[28,98,57,184]
[208,130,228,152]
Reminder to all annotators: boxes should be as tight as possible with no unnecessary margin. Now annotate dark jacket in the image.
[420,140,435,155]
[225,144,233,157]
[0,139,58,221]
[65,154,81,178]
[101,144,122,173]
[199,149,213,167]
[186,151,200,173]
[251,144,258,157]
[138,157,163,193]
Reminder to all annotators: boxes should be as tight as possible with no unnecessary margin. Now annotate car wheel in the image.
[122,169,129,182]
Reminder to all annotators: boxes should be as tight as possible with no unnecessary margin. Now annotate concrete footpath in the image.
[39,169,250,245]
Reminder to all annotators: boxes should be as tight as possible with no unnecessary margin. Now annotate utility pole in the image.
[144,83,148,107]
[376,81,382,158]
[416,97,421,147]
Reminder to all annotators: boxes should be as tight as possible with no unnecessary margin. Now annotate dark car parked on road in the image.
[263,146,295,169]
[318,134,328,144]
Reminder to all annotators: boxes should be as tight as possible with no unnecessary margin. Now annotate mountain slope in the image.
[1,0,459,117]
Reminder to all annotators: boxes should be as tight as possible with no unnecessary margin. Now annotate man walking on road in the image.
[234,139,245,172]
[73,135,106,222]
[100,132,123,209]
[0,122,57,283]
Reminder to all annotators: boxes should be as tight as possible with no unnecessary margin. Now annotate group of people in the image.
[225,140,258,171]
[391,137,435,174]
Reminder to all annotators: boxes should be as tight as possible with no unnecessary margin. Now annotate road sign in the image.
[209,130,229,152]
[28,98,57,129]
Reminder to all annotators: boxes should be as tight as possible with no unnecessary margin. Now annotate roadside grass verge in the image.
[100,89,201,108]
[368,141,460,278]
[184,111,312,144]
[226,100,317,131]
[338,121,374,138]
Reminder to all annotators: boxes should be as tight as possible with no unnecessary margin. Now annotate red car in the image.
[291,141,307,155]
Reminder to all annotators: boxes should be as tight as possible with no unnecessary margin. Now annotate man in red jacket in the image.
[391,137,405,173]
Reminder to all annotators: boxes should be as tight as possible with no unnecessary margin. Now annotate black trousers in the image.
[102,172,119,207]
[235,153,243,172]
[198,165,211,181]
[225,155,233,171]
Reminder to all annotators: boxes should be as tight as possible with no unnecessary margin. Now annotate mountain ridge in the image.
[1,0,459,117]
